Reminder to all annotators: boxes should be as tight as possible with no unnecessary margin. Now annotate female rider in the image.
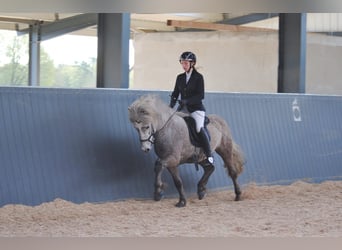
[169,51,214,164]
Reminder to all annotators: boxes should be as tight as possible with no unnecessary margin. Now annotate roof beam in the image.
[0,16,41,25]
[40,13,97,40]
[167,19,275,32]
[131,18,175,32]
[18,13,98,41]
[219,13,279,25]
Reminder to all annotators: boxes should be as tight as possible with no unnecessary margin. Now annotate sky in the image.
[0,30,134,67]
[42,34,98,65]
[43,34,135,67]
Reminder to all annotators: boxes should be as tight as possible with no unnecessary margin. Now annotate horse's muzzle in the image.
[141,143,152,153]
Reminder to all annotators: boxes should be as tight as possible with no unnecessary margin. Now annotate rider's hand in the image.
[178,99,188,106]
[169,96,177,108]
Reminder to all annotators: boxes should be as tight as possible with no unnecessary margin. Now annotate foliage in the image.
[0,34,28,85]
[0,33,96,88]
[50,59,96,88]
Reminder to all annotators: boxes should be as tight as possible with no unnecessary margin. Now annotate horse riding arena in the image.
[1,180,341,237]
[1,88,342,237]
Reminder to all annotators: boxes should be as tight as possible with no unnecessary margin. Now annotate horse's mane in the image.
[128,94,172,126]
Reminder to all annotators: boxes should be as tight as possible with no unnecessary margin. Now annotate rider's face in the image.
[180,60,192,72]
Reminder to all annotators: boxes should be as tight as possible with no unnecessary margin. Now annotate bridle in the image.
[139,108,179,145]
[139,125,155,144]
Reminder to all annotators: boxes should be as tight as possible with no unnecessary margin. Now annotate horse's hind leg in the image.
[229,171,242,201]
[216,147,242,201]
[166,166,187,207]
[197,162,215,200]
[227,165,242,201]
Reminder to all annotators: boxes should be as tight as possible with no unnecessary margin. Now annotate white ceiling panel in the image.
[0,13,341,36]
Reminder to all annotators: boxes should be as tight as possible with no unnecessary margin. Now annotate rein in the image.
[158,109,178,134]
[140,108,178,144]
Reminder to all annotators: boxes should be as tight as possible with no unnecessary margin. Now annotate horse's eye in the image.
[142,126,149,131]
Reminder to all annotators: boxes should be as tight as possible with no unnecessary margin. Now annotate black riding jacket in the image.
[170,69,206,113]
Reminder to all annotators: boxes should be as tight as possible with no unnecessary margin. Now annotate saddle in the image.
[183,116,210,147]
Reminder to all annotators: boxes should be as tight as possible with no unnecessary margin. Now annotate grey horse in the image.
[128,94,244,207]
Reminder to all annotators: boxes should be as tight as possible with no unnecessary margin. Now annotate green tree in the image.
[0,31,97,88]
[73,58,96,87]
[54,58,96,88]
[40,47,56,87]
[0,34,28,86]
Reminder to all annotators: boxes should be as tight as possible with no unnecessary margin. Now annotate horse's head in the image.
[128,94,173,153]
[128,104,155,153]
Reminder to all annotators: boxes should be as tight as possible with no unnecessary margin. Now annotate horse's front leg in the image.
[167,166,186,207]
[154,159,165,201]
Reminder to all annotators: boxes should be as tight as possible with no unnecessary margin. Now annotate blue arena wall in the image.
[0,87,341,206]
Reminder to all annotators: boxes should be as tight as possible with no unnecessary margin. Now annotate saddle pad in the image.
[183,116,210,148]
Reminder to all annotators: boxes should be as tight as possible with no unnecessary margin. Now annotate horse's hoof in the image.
[175,200,186,207]
[197,186,206,200]
[154,191,164,201]
[198,191,206,200]
[234,195,241,201]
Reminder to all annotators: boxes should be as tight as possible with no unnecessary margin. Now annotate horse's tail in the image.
[232,141,245,175]
[209,114,245,175]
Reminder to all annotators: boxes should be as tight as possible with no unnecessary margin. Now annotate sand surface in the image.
[1,181,341,237]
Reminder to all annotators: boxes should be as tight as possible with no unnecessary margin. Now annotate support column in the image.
[28,22,41,86]
[96,13,130,88]
[278,13,307,93]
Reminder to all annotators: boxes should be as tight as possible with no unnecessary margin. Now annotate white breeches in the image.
[190,110,205,133]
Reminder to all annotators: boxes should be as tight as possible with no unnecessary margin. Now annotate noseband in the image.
[139,129,155,144]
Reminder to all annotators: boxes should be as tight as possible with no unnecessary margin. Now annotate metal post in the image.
[97,13,130,88]
[278,13,307,93]
[28,22,41,86]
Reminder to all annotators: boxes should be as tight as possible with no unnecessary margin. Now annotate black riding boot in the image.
[198,128,214,164]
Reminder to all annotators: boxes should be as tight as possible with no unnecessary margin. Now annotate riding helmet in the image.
[179,51,196,64]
